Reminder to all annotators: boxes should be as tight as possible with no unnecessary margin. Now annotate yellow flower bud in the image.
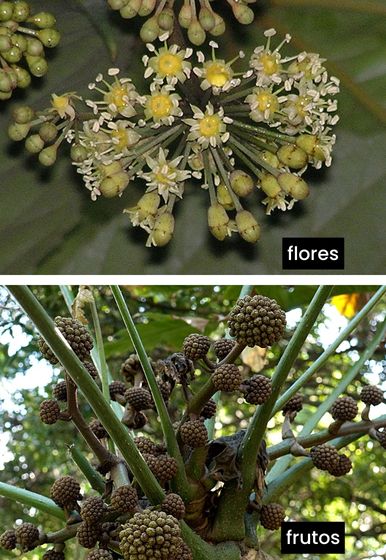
[230,170,254,197]
[260,173,281,198]
[100,171,130,198]
[208,203,229,241]
[277,144,308,170]
[136,192,161,221]
[152,212,175,247]
[217,183,234,210]
[236,210,260,243]
[278,173,309,200]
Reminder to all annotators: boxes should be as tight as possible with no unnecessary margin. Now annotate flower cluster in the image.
[106,0,257,45]
[8,29,339,247]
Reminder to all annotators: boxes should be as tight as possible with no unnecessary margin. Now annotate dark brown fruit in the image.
[132,410,147,429]
[15,522,39,551]
[241,375,272,405]
[89,419,108,439]
[377,430,386,449]
[134,436,160,456]
[360,385,384,406]
[213,338,236,360]
[40,399,61,424]
[83,361,99,380]
[212,364,242,392]
[109,380,126,400]
[120,510,181,560]
[38,317,93,364]
[161,493,186,519]
[0,529,16,550]
[327,454,352,477]
[260,504,285,530]
[282,394,303,415]
[144,453,178,483]
[86,550,113,560]
[330,396,358,421]
[156,376,172,402]
[110,486,138,513]
[77,522,100,548]
[51,476,82,509]
[200,399,217,419]
[81,497,107,524]
[120,354,142,380]
[177,541,194,560]
[310,444,340,471]
[43,550,65,560]
[180,420,208,448]
[228,295,286,348]
[53,381,67,401]
[124,387,152,410]
[183,333,211,360]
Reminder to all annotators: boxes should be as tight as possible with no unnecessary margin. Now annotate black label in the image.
[282,238,344,269]
[281,522,345,554]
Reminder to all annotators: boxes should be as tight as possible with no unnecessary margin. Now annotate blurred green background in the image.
[0,0,385,273]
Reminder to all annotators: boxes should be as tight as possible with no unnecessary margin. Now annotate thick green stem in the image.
[67,444,106,495]
[110,286,192,500]
[180,522,241,560]
[7,286,165,505]
[0,482,65,520]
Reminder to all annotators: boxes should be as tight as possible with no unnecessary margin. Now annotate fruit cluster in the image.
[0,1,60,100]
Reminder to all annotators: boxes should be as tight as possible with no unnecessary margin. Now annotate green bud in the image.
[26,37,44,56]
[140,16,160,42]
[27,11,57,28]
[188,152,204,171]
[108,0,129,10]
[260,173,281,198]
[26,55,48,77]
[13,105,35,124]
[278,173,309,200]
[178,4,192,28]
[236,210,260,243]
[0,70,13,92]
[0,35,12,52]
[199,7,215,31]
[152,212,174,247]
[39,145,58,166]
[100,171,130,197]
[296,134,326,161]
[11,33,28,52]
[37,28,61,48]
[138,0,157,17]
[260,150,280,168]
[12,1,30,22]
[134,192,161,221]
[8,122,30,141]
[209,12,226,36]
[119,0,141,18]
[277,144,308,170]
[158,8,174,31]
[12,64,31,88]
[188,20,206,46]
[232,4,254,25]
[230,170,254,197]
[2,46,22,63]
[208,203,230,241]
[70,144,88,163]
[0,2,14,22]
[217,183,234,210]
[0,90,12,100]
[25,134,45,153]
[39,122,58,142]
[100,161,123,177]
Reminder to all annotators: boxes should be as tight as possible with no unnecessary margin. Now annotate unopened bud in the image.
[37,29,61,48]
[39,122,58,142]
[217,184,234,210]
[28,11,56,28]
[13,65,31,88]
[71,144,88,163]
[140,16,160,42]
[100,160,123,177]
[120,0,142,18]
[8,122,30,141]
[178,4,192,28]
[100,171,130,197]
[13,105,34,124]
[188,20,206,46]
[278,173,309,200]
[25,134,45,153]
[26,55,48,77]
[152,212,174,246]
[260,150,280,168]
[39,145,58,166]
[208,203,229,241]
[209,12,226,36]
[260,173,281,198]
[138,0,157,17]
[232,4,254,25]
[277,144,308,170]
[296,134,326,161]
[135,192,161,220]
[107,0,128,10]
[230,170,254,197]
[12,1,30,22]
[199,7,215,31]
[236,210,260,243]
[26,37,44,56]
[158,8,174,30]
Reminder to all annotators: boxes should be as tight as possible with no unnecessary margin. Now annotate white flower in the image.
[184,103,232,149]
[139,148,191,202]
[143,84,182,126]
[143,43,192,84]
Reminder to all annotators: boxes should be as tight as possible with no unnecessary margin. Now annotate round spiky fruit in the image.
[144,454,178,483]
[241,375,272,405]
[200,399,217,419]
[110,485,138,513]
[120,354,142,380]
[51,476,82,509]
[156,376,172,402]
[125,387,152,410]
[161,493,186,520]
[134,436,160,456]
[213,338,236,360]
[15,522,39,551]
[40,399,61,424]
[0,529,16,550]
[43,550,65,560]
[178,541,193,560]
[120,510,181,560]
[260,504,285,530]
[212,364,242,392]
[327,454,352,477]
[81,497,107,524]
[228,295,286,348]
[77,522,100,548]
[360,385,383,406]
[330,396,358,421]
[180,420,208,448]
[53,381,67,401]
[282,394,303,415]
[83,361,99,380]
[310,444,340,471]
[89,419,108,439]
[183,333,211,360]
[87,550,113,560]
[109,380,127,400]
[38,317,93,364]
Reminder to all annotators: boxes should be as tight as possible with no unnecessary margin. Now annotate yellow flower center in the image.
[111,129,129,151]
[295,95,311,118]
[154,168,172,185]
[205,62,231,87]
[199,114,222,138]
[51,94,70,114]
[255,92,279,114]
[259,53,281,75]
[104,84,128,111]
[157,53,183,76]
[149,94,173,119]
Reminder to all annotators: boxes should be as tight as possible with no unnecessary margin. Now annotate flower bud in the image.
[296,134,326,161]
[260,173,281,198]
[230,170,254,197]
[39,145,58,166]
[278,173,309,200]
[188,20,206,46]
[26,55,48,77]
[158,8,174,31]
[135,192,161,221]
[37,29,61,48]
[13,65,31,88]
[120,0,142,19]
[0,91,12,100]
[208,203,229,241]
[209,12,226,36]
[138,0,157,17]
[178,4,192,28]
[199,6,215,31]
[217,183,234,210]
[28,11,57,28]
[236,210,260,243]
[39,122,58,142]
[140,16,160,42]
[277,144,308,170]
[0,35,12,52]
[108,0,128,10]
[2,46,22,64]
[12,1,30,22]
[71,144,88,163]
[8,122,30,141]
[26,37,44,56]
[260,150,280,168]
[0,2,14,22]
[25,134,45,153]
[0,70,13,92]
[100,171,130,197]
[13,105,35,124]
[12,33,28,52]
[232,4,254,25]
[188,152,204,171]
[152,212,174,247]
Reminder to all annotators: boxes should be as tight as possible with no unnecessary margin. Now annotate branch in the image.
[0,482,65,521]
[67,445,105,495]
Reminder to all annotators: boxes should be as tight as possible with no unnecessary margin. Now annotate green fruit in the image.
[0,90,12,100]
[39,122,58,142]
[12,65,31,88]
[2,46,22,63]
[0,70,13,92]
[37,28,60,48]
[260,173,281,198]
[25,134,45,153]
[0,35,12,52]
[11,33,28,51]
[13,105,35,124]
[119,2,140,19]
[208,203,229,241]
[26,37,44,56]
[26,55,48,77]
[38,145,58,166]
[28,11,57,28]
[0,2,14,22]
[8,122,31,141]
[108,0,129,10]
[12,1,30,22]
[70,144,88,163]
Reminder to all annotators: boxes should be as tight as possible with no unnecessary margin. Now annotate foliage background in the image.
[0,285,385,560]
[0,0,385,273]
